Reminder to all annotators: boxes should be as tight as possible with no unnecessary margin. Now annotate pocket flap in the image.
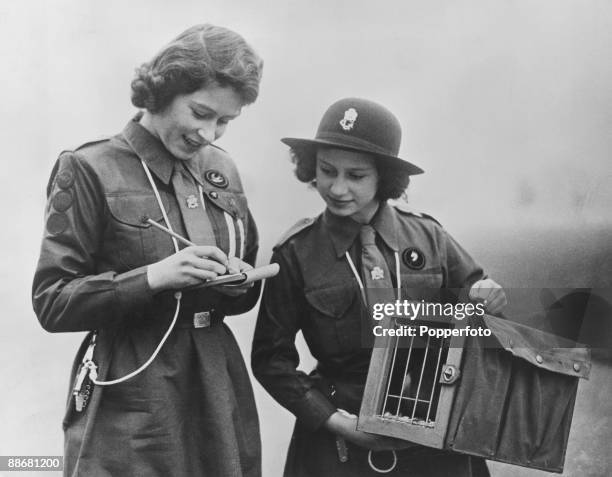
[106,192,168,227]
[401,270,443,300]
[203,188,248,220]
[305,284,357,318]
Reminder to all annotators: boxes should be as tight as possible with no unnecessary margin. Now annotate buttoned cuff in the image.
[114,266,154,311]
[292,388,337,431]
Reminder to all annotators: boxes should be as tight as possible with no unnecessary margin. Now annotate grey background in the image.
[1,0,610,475]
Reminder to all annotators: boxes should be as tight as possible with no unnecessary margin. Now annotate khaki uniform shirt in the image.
[33,116,261,477]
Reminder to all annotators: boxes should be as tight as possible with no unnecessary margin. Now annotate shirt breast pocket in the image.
[105,192,171,270]
[304,283,361,355]
[400,268,444,301]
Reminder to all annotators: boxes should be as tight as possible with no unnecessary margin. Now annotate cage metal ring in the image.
[367,449,397,474]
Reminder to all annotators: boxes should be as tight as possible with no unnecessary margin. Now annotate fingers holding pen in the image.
[147,246,228,292]
[187,246,229,272]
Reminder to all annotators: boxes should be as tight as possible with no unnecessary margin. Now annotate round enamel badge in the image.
[204,170,229,188]
[402,247,426,270]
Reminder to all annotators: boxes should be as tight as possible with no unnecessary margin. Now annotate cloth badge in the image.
[339,108,358,131]
[186,195,199,209]
[402,247,426,270]
[370,266,385,280]
[47,213,69,235]
[56,168,75,189]
[204,170,229,189]
[52,190,73,212]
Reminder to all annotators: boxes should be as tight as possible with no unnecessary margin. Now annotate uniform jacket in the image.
[32,116,261,477]
[252,202,489,476]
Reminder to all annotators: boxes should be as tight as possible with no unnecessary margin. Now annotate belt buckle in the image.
[193,311,211,328]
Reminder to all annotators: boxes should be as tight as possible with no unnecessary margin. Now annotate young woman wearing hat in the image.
[252,98,507,476]
[33,25,263,476]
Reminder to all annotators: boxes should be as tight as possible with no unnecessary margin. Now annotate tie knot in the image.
[172,161,198,187]
[173,160,186,175]
[360,225,377,246]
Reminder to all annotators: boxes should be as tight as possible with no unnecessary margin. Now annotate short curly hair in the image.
[291,146,411,201]
[131,24,263,112]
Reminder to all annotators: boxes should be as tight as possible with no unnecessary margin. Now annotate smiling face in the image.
[315,148,380,224]
[140,83,243,160]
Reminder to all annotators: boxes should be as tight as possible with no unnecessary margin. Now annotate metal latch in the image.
[439,364,461,384]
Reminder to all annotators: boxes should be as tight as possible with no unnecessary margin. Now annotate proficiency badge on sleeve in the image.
[402,247,426,270]
[186,195,199,209]
[371,266,385,280]
[204,170,229,189]
[56,167,75,189]
[339,108,358,131]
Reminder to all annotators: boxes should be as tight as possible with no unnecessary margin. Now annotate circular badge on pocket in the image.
[402,247,425,270]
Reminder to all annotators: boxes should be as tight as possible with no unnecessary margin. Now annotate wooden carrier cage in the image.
[358,313,591,473]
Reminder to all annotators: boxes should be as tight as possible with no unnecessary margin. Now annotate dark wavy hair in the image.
[131,24,263,112]
[291,146,411,201]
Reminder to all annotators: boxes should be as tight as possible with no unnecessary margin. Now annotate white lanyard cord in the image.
[197,184,207,212]
[344,252,367,305]
[223,211,237,259]
[394,252,401,301]
[344,250,402,305]
[236,218,245,259]
[87,159,182,386]
[198,184,240,259]
[345,248,401,473]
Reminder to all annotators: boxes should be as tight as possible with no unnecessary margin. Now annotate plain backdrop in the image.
[1,1,610,476]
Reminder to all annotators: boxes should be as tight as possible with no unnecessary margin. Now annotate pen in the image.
[141,216,196,247]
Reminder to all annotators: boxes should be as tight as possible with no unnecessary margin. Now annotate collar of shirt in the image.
[122,113,204,186]
[323,201,400,258]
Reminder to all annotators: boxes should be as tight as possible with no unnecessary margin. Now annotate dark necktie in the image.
[171,161,216,246]
[360,225,395,305]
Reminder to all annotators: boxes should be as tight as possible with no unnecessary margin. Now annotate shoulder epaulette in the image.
[274,217,316,249]
[50,137,109,195]
[65,136,110,154]
[391,201,442,226]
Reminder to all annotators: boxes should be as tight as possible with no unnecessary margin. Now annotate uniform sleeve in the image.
[218,208,261,316]
[32,152,155,332]
[251,246,336,431]
[441,229,485,298]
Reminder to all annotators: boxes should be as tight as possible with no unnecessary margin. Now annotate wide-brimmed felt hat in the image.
[281,97,424,175]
